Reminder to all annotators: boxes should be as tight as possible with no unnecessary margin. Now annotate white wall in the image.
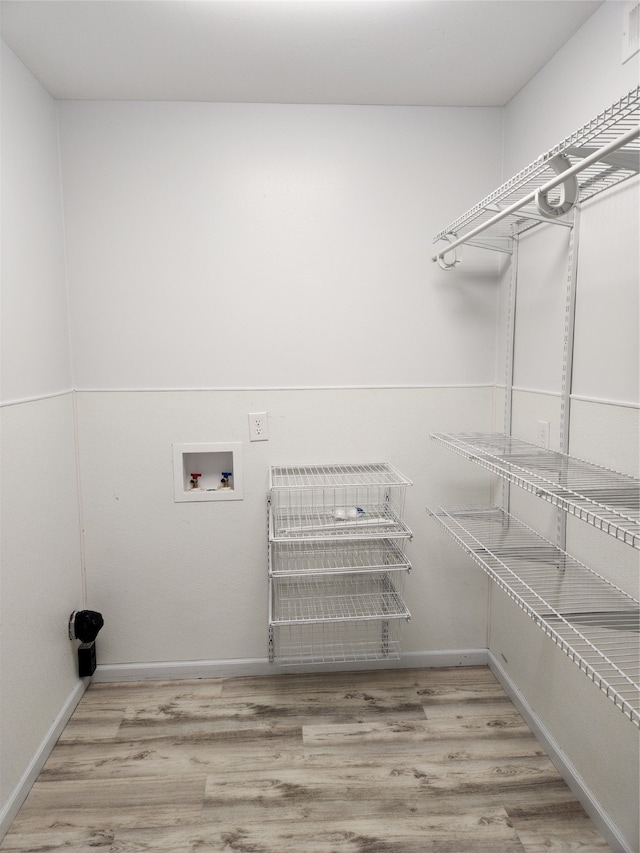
[58,101,503,390]
[55,100,506,678]
[572,181,639,407]
[76,387,493,671]
[0,51,506,839]
[496,209,640,853]
[0,396,84,818]
[489,583,639,852]
[0,43,72,404]
[511,225,574,396]
[0,43,84,834]
[503,0,640,175]
[486,4,640,848]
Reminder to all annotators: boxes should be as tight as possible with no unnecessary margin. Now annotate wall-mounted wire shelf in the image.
[270,462,412,489]
[268,462,412,666]
[269,462,412,542]
[430,432,640,549]
[271,619,405,666]
[270,539,411,577]
[428,506,640,726]
[271,573,409,624]
[432,86,640,267]
[269,505,412,541]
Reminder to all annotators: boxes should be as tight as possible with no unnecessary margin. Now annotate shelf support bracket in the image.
[490,203,574,228]
[465,237,514,254]
[436,233,461,270]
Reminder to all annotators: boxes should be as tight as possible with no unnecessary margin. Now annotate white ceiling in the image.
[1,0,603,106]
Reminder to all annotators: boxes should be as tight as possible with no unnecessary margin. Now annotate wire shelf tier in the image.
[271,573,410,624]
[269,463,411,541]
[428,506,640,726]
[270,505,412,541]
[433,86,640,258]
[270,539,411,577]
[430,432,640,549]
[269,462,412,490]
[271,619,404,666]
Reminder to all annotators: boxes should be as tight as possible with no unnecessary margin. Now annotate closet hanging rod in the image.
[432,123,640,268]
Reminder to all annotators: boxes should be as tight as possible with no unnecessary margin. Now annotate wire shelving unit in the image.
[268,463,412,666]
[432,86,640,267]
[269,505,412,541]
[270,539,411,576]
[271,574,409,624]
[271,620,406,667]
[270,462,411,489]
[431,433,640,549]
[269,462,411,541]
[428,506,640,727]
[428,87,640,744]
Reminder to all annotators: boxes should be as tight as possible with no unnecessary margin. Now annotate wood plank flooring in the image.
[0,666,610,852]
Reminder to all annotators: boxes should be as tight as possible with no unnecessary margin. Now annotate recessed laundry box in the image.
[172,442,243,501]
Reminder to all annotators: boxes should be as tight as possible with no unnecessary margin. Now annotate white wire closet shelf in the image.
[430,432,640,549]
[432,86,640,267]
[269,506,412,541]
[269,462,412,490]
[271,573,410,624]
[271,620,404,666]
[269,462,412,542]
[428,506,640,727]
[270,539,411,576]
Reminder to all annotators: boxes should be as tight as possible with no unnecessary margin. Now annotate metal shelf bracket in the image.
[436,232,462,270]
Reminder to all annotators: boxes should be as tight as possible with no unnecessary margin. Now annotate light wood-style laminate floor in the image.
[1,666,610,852]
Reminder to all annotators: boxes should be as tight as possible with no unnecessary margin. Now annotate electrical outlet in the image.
[249,412,268,442]
[536,420,550,449]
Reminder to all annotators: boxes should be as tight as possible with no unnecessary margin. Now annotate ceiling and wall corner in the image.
[0,0,603,106]
[0,39,73,403]
[502,0,640,173]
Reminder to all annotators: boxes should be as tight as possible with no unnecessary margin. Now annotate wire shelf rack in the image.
[269,462,412,490]
[269,463,412,541]
[271,573,410,624]
[270,539,411,577]
[268,462,413,666]
[270,505,412,541]
[428,506,640,726]
[433,86,640,262]
[271,619,405,666]
[431,432,640,549]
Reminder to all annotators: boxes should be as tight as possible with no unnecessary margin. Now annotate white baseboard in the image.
[400,649,489,668]
[488,652,632,853]
[94,657,274,682]
[0,679,89,842]
[93,648,489,682]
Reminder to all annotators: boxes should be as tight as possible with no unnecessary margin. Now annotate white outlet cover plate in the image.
[249,412,268,441]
